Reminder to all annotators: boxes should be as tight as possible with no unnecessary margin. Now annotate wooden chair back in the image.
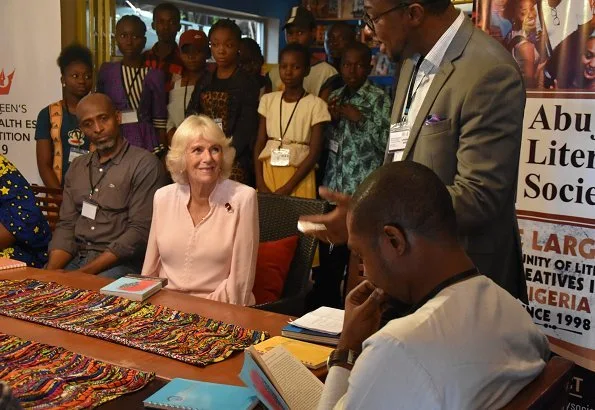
[502,356,574,410]
[31,185,63,231]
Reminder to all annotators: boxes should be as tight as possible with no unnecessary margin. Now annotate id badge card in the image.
[121,110,139,124]
[68,147,89,163]
[81,200,98,220]
[388,122,410,162]
[329,140,339,154]
[271,148,291,167]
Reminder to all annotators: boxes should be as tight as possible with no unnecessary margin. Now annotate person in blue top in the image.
[35,44,93,189]
[0,155,51,267]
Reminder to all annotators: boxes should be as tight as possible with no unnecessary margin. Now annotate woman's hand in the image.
[256,180,272,194]
[274,183,293,196]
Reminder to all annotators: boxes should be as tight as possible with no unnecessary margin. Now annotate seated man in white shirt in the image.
[318,161,550,410]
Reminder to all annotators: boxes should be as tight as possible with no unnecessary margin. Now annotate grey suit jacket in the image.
[387,17,527,301]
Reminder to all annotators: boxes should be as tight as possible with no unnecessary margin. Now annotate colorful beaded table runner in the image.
[0,332,154,409]
[0,279,268,366]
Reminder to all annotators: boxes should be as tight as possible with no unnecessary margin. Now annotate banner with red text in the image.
[0,0,62,183]
[477,0,595,407]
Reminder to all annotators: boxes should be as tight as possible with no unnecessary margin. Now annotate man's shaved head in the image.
[349,161,457,243]
[76,93,116,120]
[76,93,122,155]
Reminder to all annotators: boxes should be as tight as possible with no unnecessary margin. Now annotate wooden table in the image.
[0,268,299,407]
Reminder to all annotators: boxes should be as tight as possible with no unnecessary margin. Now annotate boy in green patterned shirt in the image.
[323,42,391,195]
[308,42,391,310]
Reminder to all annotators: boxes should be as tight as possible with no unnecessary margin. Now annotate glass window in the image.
[114,0,265,56]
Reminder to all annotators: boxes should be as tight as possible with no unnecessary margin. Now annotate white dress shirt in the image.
[318,276,550,410]
[405,11,465,128]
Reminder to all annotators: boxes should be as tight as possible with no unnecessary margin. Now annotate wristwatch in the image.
[327,348,359,370]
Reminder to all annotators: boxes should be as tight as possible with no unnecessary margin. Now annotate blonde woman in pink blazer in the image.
[142,115,258,305]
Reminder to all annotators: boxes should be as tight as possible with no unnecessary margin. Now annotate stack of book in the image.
[281,306,343,346]
[144,307,346,410]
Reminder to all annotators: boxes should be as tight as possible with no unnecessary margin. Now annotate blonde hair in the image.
[166,115,236,184]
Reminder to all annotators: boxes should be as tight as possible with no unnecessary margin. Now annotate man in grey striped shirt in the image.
[47,93,168,278]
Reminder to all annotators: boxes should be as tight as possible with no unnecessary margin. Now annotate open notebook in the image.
[240,345,324,410]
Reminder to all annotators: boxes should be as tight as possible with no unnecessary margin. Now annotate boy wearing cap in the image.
[267,5,337,98]
[166,29,209,141]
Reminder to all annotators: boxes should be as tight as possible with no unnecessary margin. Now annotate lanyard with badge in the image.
[121,67,142,124]
[81,159,109,220]
[271,91,306,167]
[388,57,424,162]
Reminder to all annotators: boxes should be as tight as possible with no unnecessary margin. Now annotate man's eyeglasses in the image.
[363,3,410,33]
[550,7,560,26]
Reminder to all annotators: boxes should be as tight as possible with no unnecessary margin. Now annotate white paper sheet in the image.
[290,307,344,335]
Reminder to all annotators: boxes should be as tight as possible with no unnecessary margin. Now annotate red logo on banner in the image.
[0,69,15,95]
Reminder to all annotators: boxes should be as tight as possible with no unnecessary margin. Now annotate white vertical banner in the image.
[475,0,595,405]
[517,96,595,370]
[0,0,62,184]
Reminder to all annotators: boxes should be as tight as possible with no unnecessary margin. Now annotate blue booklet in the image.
[99,276,164,301]
[281,324,339,346]
[143,378,259,410]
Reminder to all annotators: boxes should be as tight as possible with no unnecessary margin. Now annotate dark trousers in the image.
[306,242,350,311]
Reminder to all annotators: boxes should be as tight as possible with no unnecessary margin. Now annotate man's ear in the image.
[116,111,122,125]
[151,21,156,31]
[407,3,426,27]
[383,224,407,255]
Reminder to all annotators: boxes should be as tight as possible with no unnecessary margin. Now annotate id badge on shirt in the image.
[68,147,89,163]
[329,140,339,154]
[121,110,139,124]
[271,148,291,167]
[81,200,98,220]
[388,122,410,162]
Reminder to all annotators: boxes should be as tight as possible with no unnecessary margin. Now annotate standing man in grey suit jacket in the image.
[302,0,527,302]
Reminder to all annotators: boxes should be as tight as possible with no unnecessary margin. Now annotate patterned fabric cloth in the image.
[323,80,391,195]
[0,279,268,366]
[0,155,51,267]
[0,332,153,409]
